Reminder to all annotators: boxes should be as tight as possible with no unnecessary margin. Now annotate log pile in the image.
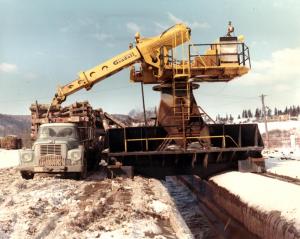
[30,101,127,140]
[30,101,103,140]
[0,135,22,149]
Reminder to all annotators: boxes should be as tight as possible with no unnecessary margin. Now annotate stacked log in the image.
[30,101,127,141]
[30,101,103,140]
[0,135,22,149]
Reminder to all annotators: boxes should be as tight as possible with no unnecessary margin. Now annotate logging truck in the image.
[18,102,109,179]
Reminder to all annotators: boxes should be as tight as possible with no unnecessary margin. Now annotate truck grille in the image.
[40,144,62,156]
[39,155,65,166]
[38,144,64,166]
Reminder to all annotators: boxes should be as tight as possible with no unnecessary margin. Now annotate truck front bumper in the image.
[18,165,82,173]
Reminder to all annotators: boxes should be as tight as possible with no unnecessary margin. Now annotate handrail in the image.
[123,134,240,152]
[189,42,251,68]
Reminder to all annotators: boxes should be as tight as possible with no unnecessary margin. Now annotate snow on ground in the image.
[0,168,187,239]
[256,120,300,179]
[211,172,300,230]
[265,157,300,179]
[262,147,300,161]
[258,120,300,134]
[262,148,300,179]
[0,149,19,169]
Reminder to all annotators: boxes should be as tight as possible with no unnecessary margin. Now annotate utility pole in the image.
[260,94,270,148]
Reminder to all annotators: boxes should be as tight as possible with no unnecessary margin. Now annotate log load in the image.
[30,101,127,140]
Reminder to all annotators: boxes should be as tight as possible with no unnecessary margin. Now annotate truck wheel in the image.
[81,159,87,179]
[75,158,87,180]
[20,171,34,180]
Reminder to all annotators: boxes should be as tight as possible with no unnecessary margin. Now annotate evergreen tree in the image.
[241,110,245,118]
[284,107,288,115]
[247,109,252,118]
[255,108,260,118]
[291,106,297,116]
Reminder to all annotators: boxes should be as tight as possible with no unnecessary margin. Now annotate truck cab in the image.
[18,123,87,179]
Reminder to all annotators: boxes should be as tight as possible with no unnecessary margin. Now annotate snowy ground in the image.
[258,120,300,180]
[210,172,300,231]
[262,148,300,180]
[265,157,300,180]
[0,168,189,239]
[0,150,194,239]
[258,120,300,135]
[262,147,300,161]
[0,149,19,169]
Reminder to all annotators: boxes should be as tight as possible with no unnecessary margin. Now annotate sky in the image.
[0,0,300,118]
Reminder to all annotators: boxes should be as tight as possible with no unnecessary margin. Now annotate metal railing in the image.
[189,42,251,68]
[160,42,251,75]
[123,134,240,152]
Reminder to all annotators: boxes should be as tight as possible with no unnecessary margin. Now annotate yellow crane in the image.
[50,23,249,107]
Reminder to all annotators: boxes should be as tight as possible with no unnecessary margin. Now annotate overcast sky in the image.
[0,0,300,118]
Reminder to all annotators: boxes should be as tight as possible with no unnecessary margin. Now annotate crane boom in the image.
[50,23,191,107]
[52,48,141,106]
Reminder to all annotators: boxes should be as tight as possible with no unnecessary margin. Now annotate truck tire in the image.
[75,158,87,180]
[20,171,34,180]
[80,158,87,179]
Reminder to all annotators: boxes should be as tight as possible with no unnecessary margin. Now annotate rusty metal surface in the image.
[154,82,210,148]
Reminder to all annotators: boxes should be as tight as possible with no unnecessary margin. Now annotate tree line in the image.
[215,105,300,122]
[239,105,300,119]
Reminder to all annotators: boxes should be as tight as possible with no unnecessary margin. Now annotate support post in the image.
[140,82,147,126]
[260,94,270,148]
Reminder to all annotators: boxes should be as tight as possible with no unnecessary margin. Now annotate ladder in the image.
[172,78,190,119]
[172,30,191,124]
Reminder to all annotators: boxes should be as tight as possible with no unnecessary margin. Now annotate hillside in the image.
[0,114,31,137]
[0,113,138,137]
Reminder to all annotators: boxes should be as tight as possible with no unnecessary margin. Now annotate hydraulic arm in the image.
[50,23,191,106]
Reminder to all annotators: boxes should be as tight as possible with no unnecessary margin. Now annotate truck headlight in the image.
[68,150,82,162]
[21,152,33,162]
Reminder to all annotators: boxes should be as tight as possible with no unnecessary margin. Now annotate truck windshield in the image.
[38,126,78,139]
